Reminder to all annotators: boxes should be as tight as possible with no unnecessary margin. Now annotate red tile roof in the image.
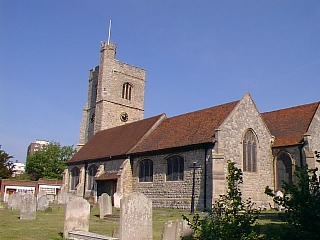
[262,102,319,147]
[68,115,165,163]
[0,179,37,187]
[130,101,239,154]
[38,179,63,185]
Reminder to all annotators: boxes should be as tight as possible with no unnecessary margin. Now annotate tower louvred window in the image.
[122,82,132,100]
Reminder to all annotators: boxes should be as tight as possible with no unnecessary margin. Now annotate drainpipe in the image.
[83,161,88,198]
[204,148,208,210]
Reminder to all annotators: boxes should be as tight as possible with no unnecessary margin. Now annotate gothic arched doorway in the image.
[275,151,293,191]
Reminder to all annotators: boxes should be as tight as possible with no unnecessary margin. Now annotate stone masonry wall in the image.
[95,42,146,134]
[67,158,126,195]
[78,67,99,148]
[215,94,274,208]
[132,148,209,210]
[307,105,320,171]
[78,42,147,148]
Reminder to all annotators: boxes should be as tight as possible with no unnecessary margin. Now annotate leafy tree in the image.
[11,172,31,180]
[25,142,75,180]
[183,161,260,240]
[0,149,14,179]
[265,166,320,239]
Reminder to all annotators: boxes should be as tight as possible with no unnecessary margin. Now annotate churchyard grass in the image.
[0,202,283,240]
[0,203,189,240]
[0,204,64,240]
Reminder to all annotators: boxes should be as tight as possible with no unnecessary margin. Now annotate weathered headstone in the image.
[11,192,22,211]
[113,192,122,209]
[63,197,90,239]
[37,190,46,200]
[37,195,49,211]
[66,193,77,204]
[47,194,55,203]
[58,192,76,205]
[119,192,152,240]
[20,193,36,220]
[162,219,192,240]
[99,193,112,219]
[7,194,14,209]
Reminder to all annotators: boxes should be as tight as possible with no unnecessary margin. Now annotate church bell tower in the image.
[77,41,146,149]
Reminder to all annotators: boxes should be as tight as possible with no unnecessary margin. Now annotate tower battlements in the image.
[114,60,146,80]
[78,40,146,148]
[100,41,116,51]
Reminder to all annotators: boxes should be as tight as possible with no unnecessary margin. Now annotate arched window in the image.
[70,167,80,190]
[166,155,184,181]
[122,82,133,100]
[139,159,153,182]
[275,152,292,190]
[243,130,257,172]
[87,165,98,190]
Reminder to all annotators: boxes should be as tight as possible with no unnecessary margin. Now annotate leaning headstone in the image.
[119,192,152,240]
[37,195,49,211]
[11,192,22,211]
[99,193,112,219]
[20,193,36,220]
[113,192,122,209]
[63,197,90,239]
[162,219,193,240]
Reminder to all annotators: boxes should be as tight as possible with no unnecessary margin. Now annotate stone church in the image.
[64,40,320,210]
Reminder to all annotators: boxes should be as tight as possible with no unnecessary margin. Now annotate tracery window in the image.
[139,159,153,182]
[243,130,257,172]
[87,164,98,190]
[70,167,80,190]
[122,82,133,100]
[166,155,184,181]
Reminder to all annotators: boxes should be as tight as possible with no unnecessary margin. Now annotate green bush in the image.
[184,161,261,240]
[265,166,320,239]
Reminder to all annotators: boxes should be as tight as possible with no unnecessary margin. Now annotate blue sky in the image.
[1,0,319,163]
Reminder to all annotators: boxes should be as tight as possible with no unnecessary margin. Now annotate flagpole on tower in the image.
[107,20,112,45]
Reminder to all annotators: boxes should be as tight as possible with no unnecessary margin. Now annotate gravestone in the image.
[99,193,112,219]
[47,194,55,203]
[20,193,36,220]
[58,192,76,205]
[7,194,14,209]
[37,195,49,211]
[63,197,90,239]
[113,192,122,209]
[119,192,152,240]
[162,219,192,240]
[11,192,22,211]
[37,190,46,200]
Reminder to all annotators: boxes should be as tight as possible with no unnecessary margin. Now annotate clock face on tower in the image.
[120,112,128,122]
